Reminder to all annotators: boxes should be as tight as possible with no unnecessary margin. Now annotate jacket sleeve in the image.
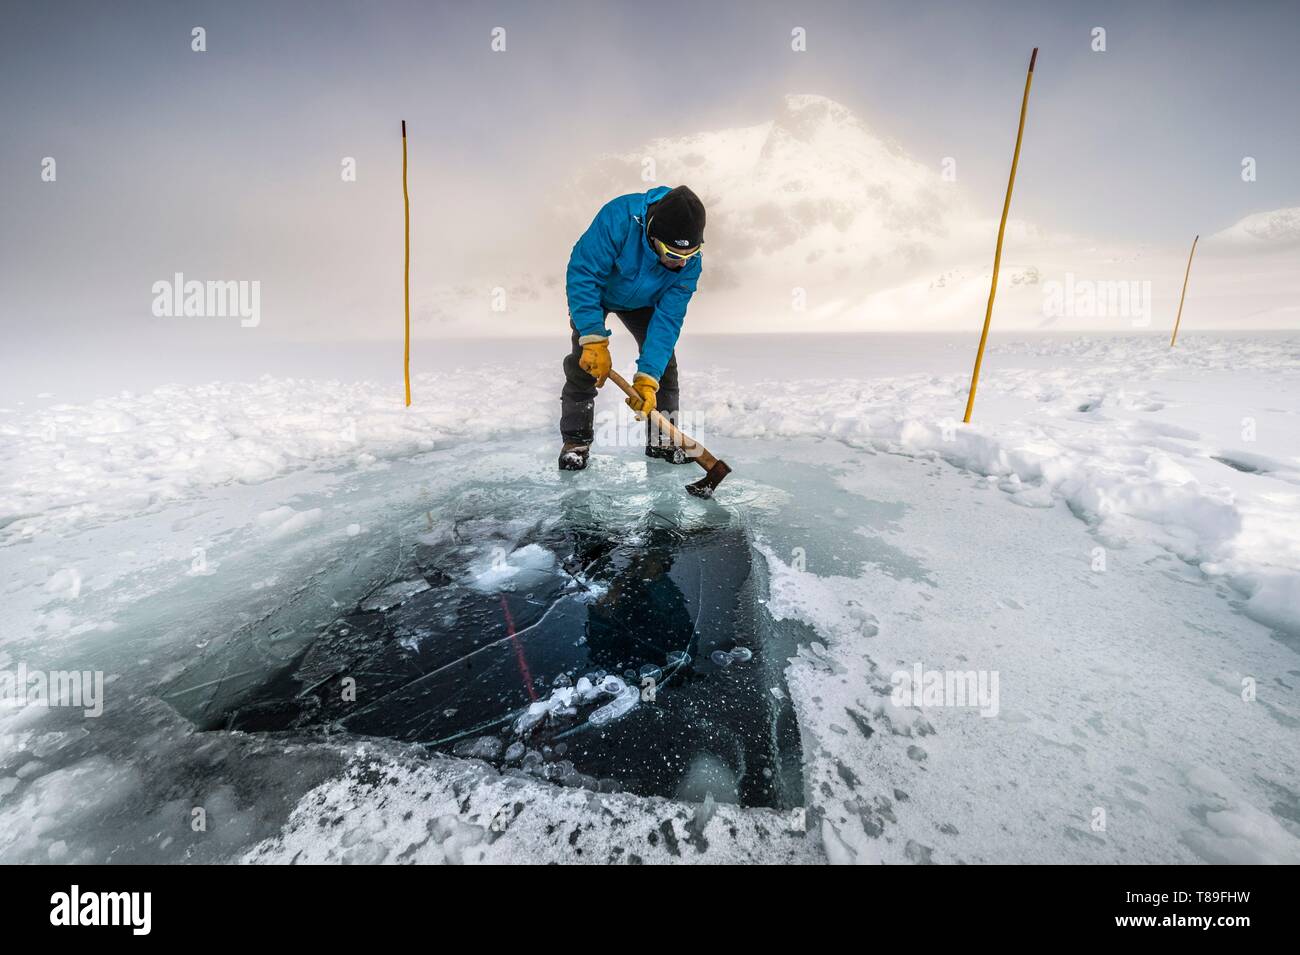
[637,263,700,380]
[565,200,623,339]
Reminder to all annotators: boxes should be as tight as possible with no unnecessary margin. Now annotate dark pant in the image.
[560,307,680,446]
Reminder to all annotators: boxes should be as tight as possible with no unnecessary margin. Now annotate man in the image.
[559,185,705,470]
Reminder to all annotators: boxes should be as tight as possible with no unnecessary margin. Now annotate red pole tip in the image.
[1029,48,1038,71]
[401,120,406,136]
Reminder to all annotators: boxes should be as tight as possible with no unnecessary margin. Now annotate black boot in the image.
[645,444,689,465]
[558,442,590,471]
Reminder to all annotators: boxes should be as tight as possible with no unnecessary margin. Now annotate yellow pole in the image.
[1169,234,1198,347]
[963,47,1038,424]
[402,119,412,406]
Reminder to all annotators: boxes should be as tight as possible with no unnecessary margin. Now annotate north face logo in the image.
[673,239,690,248]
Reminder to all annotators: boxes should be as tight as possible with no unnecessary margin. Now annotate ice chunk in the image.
[549,686,576,708]
[711,650,735,667]
[588,683,639,727]
[573,676,600,703]
[513,685,582,736]
[257,506,324,540]
[361,578,430,612]
[544,759,593,787]
[452,735,503,760]
[513,702,547,736]
[729,646,753,662]
[464,543,556,593]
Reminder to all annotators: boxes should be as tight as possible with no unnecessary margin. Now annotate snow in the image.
[1,331,1297,864]
[699,335,1300,635]
[755,443,1298,863]
[0,370,553,540]
[239,746,816,865]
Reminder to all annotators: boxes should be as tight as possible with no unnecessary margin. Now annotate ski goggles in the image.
[651,235,702,262]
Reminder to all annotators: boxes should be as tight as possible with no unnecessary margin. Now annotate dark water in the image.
[163,504,804,809]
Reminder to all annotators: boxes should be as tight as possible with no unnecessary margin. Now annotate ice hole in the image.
[163,493,804,809]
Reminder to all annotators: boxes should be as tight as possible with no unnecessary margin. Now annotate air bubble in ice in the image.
[599,674,626,696]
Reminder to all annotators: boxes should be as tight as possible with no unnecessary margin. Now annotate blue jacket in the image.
[566,186,702,381]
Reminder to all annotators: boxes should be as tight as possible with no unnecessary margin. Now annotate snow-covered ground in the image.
[1,332,1298,863]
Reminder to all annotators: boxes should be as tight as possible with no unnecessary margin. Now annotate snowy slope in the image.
[1208,207,1300,248]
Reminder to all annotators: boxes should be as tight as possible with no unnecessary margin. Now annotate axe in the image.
[606,369,732,498]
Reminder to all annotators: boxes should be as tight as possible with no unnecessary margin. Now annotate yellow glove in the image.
[578,337,611,387]
[626,372,659,419]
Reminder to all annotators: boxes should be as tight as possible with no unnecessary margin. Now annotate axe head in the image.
[685,460,732,499]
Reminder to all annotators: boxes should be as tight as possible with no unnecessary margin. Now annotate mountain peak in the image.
[770,94,880,146]
[780,93,857,120]
[559,94,961,273]
[1210,207,1300,247]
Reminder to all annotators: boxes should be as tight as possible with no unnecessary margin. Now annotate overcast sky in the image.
[2,0,1297,351]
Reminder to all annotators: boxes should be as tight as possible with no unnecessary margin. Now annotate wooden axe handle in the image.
[606,369,718,472]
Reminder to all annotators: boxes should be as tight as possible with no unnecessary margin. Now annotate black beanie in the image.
[647,186,705,249]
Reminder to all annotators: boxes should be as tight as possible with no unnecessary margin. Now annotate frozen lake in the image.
[2,333,1298,863]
